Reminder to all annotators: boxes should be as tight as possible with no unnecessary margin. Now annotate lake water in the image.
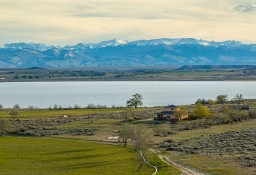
[0,81,256,108]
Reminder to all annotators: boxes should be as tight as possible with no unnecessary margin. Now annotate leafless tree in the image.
[0,119,9,136]
[119,124,132,147]
[131,126,152,171]
[9,111,19,120]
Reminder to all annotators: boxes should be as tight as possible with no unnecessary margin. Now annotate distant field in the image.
[0,137,180,175]
[1,68,256,81]
[0,107,158,119]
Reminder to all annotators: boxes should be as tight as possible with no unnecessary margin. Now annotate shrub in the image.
[195,98,207,105]
[163,139,174,143]
[218,105,230,114]
[228,110,249,123]
[207,99,215,105]
[216,95,228,104]
[210,113,230,125]
[189,103,212,120]
[249,110,256,119]
[181,119,209,130]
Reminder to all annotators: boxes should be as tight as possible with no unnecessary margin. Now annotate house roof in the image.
[157,111,175,115]
[230,105,250,109]
[165,105,177,109]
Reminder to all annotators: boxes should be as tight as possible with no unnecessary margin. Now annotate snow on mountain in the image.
[4,42,56,51]
[128,38,234,47]
[0,38,256,68]
[66,38,247,49]
[94,39,127,48]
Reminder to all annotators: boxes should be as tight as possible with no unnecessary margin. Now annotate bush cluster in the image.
[179,109,256,131]
[162,129,256,167]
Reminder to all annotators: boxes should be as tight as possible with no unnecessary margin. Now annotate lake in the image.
[1,81,256,108]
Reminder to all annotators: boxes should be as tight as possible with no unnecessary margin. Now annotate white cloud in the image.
[232,4,256,13]
[0,0,256,45]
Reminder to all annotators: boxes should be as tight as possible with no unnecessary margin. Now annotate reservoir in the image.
[1,81,256,108]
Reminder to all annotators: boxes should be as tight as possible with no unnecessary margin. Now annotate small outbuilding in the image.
[155,105,188,121]
[230,105,250,110]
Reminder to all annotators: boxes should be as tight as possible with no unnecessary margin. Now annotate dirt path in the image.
[140,151,158,175]
[93,141,204,175]
[149,149,205,175]
[93,141,158,174]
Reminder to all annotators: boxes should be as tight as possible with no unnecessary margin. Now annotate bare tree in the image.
[121,110,133,122]
[119,124,132,147]
[119,125,152,171]
[131,127,151,151]
[121,109,140,122]
[28,105,35,110]
[152,125,163,136]
[0,119,9,136]
[233,94,244,104]
[9,111,19,120]
[130,126,152,171]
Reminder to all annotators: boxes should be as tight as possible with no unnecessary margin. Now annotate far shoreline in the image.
[1,79,256,83]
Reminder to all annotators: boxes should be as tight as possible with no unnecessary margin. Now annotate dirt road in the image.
[149,149,205,175]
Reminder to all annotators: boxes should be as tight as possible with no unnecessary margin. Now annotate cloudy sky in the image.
[0,0,256,45]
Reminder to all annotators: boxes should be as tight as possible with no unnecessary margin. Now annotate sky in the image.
[0,0,256,45]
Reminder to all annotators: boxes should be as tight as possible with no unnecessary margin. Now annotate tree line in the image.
[195,94,244,105]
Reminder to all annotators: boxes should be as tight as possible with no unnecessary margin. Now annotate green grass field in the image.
[0,107,158,119]
[2,106,256,175]
[0,137,180,175]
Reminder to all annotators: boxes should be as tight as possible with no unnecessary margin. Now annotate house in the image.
[155,105,188,121]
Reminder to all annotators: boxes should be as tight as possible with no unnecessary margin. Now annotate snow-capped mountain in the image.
[92,39,127,48]
[0,38,256,68]
[4,42,56,51]
[66,39,128,50]
[130,38,208,46]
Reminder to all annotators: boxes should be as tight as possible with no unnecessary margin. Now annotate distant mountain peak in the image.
[4,42,56,51]
[93,39,128,48]
[1,38,256,68]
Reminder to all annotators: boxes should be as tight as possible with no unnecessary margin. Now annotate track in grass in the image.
[0,137,155,175]
[0,137,182,175]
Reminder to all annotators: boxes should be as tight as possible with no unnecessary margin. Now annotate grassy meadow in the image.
[0,137,181,175]
[1,104,256,175]
[0,107,159,119]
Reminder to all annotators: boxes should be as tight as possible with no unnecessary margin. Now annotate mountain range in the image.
[0,38,256,68]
